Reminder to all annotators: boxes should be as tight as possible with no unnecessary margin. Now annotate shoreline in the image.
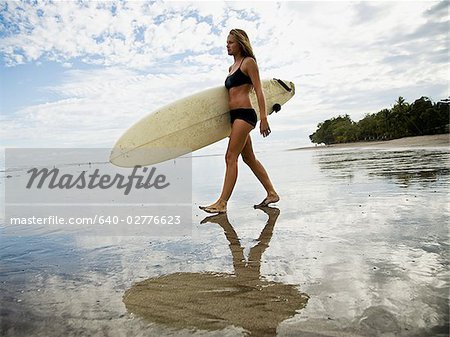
[289,134,449,151]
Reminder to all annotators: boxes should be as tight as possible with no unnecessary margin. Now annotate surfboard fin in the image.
[272,103,281,113]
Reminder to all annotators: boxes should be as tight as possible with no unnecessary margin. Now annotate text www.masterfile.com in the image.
[9,215,182,226]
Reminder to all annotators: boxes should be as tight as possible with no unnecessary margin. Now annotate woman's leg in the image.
[200,119,253,213]
[241,135,279,206]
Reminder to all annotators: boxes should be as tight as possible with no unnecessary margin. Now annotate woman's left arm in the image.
[246,59,271,137]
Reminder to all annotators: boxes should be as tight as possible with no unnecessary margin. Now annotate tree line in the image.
[309,96,449,145]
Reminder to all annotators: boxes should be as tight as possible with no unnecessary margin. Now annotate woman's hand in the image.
[260,118,271,137]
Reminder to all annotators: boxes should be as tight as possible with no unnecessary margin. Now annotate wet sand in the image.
[1,135,449,336]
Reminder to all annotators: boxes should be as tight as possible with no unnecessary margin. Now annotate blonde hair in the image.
[229,29,256,61]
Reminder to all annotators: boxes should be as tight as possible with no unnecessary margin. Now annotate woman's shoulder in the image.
[243,57,257,66]
[242,57,257,72]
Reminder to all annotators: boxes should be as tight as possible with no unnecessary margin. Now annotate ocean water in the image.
[1,146,449,337]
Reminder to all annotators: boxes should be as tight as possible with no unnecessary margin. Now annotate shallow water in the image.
[1,146,449,336]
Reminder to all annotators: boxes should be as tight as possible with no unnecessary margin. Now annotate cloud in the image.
[425,1,449,19]
[352,2,389,25]
[1,65,222,147]
[0,1,226,69]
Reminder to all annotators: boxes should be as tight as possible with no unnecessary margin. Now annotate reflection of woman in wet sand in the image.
[201,206,279,281]
[123,207,308,337]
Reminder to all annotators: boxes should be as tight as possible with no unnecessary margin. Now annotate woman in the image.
[200,29,279,214]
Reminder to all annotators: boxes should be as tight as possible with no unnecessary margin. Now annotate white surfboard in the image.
[110,78,295,167]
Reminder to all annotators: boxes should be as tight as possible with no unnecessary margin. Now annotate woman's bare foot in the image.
[199,199,227,214]
[254,193,279,208]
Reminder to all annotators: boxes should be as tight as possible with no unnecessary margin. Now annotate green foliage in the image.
[309,96,450,145]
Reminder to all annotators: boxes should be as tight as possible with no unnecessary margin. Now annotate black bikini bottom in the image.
[229,108,257,128]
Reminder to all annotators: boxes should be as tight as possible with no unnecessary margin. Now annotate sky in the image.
[0,0,448,155]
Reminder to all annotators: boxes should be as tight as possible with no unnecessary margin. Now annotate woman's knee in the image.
[242,152,256,166]
[225,151,239,165]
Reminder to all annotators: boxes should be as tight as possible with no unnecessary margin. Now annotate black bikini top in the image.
[225,57,252,89]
